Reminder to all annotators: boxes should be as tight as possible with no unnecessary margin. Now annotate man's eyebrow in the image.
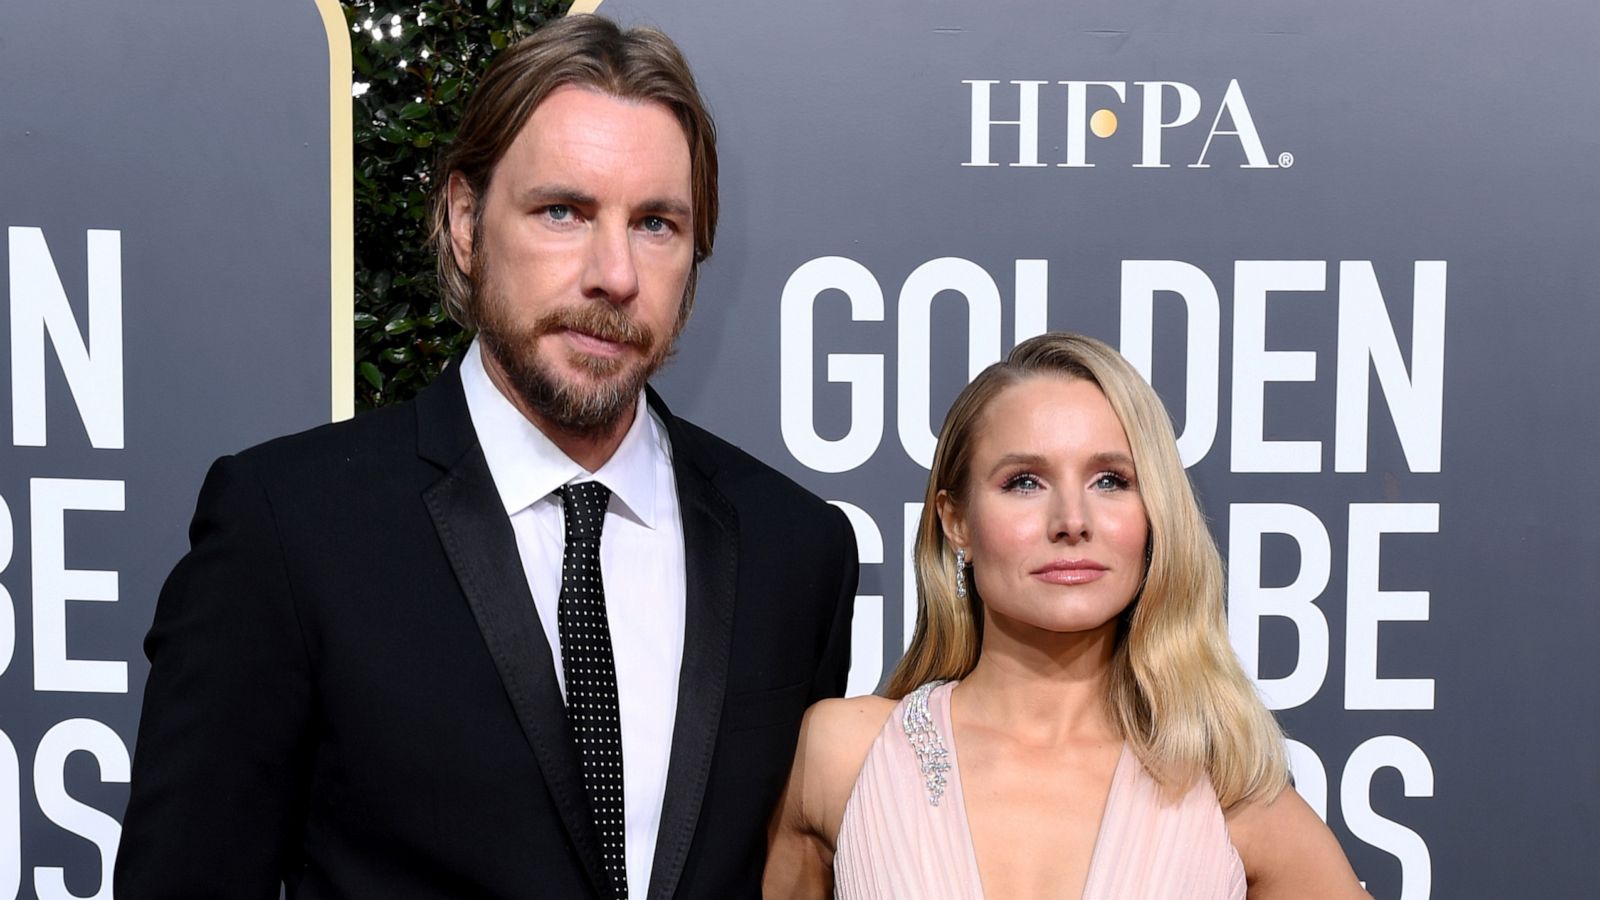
[512,185,690,220]
[516,184,596,207]
[636,197,692,219]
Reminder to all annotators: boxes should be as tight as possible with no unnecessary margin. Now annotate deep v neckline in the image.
[938,681,1132,900]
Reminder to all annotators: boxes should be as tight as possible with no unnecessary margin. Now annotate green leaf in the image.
[350,0,570,409]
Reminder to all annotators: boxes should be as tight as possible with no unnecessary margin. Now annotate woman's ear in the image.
[935,489,969,559]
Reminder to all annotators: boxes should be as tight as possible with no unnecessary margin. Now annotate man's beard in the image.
[474,279,681,436]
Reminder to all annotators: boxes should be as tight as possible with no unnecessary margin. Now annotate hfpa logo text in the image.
[963,79,1293,170]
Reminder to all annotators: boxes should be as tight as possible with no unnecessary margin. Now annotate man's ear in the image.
[935,489,969,558]
[447,172,478,274]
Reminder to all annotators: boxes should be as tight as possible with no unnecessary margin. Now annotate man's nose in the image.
[582,218,640,304]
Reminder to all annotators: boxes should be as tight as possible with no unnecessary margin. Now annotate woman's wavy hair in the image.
[429,14,718,329]
[885,332,1287,808]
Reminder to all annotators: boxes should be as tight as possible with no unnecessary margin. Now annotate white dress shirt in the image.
[461,339,686,895]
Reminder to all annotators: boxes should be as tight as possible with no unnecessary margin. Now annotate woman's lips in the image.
[1031,560,1108,585]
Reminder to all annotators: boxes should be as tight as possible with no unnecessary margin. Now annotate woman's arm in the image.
[765,696,895,899]
[1227,785,1372,899]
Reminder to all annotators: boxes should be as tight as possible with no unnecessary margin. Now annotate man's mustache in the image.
[532,303,653,351]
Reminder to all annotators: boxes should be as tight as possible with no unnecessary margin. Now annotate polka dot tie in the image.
[556,481,628,898]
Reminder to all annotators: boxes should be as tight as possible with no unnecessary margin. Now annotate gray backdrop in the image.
[2,0,1595,897]
[0,2,340,896]
[600,1,1598,897]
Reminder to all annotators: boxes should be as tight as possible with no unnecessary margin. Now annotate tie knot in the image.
[557,481,611,541]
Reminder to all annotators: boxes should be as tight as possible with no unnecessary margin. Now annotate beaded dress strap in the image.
[901,681,953,806]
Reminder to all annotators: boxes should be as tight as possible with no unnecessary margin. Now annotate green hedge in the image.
[344,0,569,409]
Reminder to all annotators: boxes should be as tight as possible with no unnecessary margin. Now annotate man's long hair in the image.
[429,15,718,329]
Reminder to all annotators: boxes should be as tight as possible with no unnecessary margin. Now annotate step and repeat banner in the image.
[2,0,1594,897]
[0,1,348,896]
[601,0,1599,897]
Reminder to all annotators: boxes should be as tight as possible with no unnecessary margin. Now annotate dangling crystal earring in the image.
[954,548,968,599]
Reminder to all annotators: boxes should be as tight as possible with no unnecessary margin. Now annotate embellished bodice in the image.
[832,681,1247,900]
[833,682,985,898]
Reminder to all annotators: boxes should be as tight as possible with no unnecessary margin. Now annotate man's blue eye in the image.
[546,205,571,221]
[642,216,668,233]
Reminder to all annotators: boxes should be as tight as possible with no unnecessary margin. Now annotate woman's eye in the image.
[1001,473,1043,493]
[1092,472,1131,491]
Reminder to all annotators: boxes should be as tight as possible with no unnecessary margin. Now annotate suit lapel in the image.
[646,391,740,900]
[416,367,611,899]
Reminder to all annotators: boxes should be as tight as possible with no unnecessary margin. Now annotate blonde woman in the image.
[766,333,1367,899]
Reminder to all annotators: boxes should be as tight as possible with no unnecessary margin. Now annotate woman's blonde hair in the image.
[885,332,1287,808]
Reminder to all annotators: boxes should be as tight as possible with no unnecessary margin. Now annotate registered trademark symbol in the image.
[1278,151,1295,168]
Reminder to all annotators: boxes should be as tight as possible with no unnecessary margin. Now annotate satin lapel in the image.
[646,409,739,900]
[421,428,611,899]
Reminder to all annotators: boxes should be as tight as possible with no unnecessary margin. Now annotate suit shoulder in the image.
[212,399,439,507]
[232,399,420,473]
[670,416,839,518]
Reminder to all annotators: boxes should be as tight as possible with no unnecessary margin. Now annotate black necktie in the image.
[556,481,628,898]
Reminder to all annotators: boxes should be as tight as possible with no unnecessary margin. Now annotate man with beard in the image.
[115,16,858,900]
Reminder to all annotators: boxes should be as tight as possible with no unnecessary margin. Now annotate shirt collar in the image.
[460,338,665,528]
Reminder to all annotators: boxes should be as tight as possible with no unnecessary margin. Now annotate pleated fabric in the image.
[833,681,1247,900]
[834,682,985,899]
[1080,744,1247,899]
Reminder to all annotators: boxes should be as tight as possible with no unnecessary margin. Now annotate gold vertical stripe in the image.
[314,0,356,421]
[314,0,602,422]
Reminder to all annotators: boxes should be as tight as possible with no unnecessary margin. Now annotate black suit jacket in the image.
[115,365,858,899]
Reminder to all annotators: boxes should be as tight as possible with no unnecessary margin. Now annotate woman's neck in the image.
[954,615,1122,747]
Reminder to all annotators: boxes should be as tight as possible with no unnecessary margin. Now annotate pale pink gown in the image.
[833,681,1247,899]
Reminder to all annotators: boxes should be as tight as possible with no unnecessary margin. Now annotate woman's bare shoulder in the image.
[1225,785,1371,899]
[806,694,898,743]
[793,694,898,837]
[799,695,898,783]
[765,695,899,898]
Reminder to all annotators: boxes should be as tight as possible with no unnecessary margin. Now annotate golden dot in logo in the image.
[1090,108,1118,138]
